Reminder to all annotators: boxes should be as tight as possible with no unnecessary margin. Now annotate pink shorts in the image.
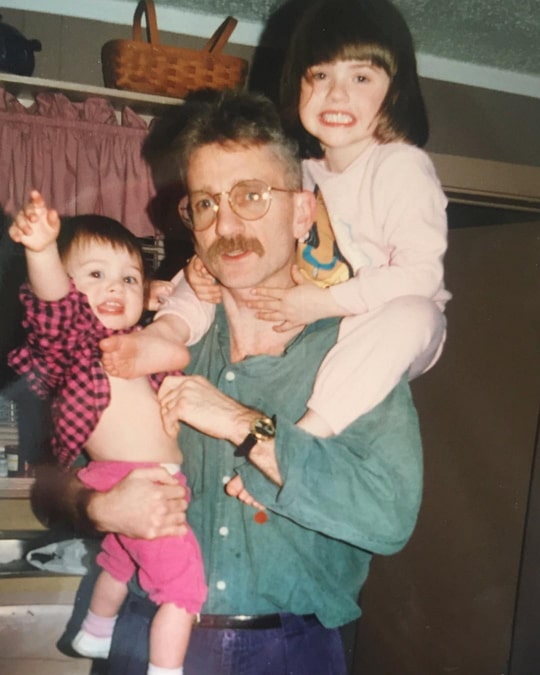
[78,460,207,614]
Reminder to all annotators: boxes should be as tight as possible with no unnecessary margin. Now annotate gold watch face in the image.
[251,416,276,441]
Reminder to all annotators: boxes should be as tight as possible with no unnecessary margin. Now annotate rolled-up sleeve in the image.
[237,378,423,555]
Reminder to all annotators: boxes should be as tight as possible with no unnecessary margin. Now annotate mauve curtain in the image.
[0,88,157,237]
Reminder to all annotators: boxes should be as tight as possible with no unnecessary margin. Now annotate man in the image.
[33,89,423,675]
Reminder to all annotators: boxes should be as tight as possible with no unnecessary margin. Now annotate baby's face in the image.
[65,240,144,330]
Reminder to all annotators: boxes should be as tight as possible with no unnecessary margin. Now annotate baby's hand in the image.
[185,255,222,304]
[9,190,60,252]
[147,279,175,311]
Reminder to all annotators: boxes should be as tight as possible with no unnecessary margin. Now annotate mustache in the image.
[206,235,265,262]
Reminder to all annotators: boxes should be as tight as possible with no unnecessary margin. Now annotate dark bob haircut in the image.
[280,0,429,157]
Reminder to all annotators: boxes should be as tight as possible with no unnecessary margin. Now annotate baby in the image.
[8,191,206,675]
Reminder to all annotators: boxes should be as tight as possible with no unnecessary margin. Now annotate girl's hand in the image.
[226,475,266,512]
[185,255,222,304]
[9,190,60,252]
[247,266,347,332]
[147,279,175,311]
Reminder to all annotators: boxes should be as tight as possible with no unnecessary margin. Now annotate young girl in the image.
[248,0,452,436]
[8,192,206,675]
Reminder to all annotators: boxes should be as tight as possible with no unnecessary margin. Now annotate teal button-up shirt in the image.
[180,305,423,628]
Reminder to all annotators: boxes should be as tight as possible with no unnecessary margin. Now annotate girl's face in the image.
[65,239,144,330]
[299,59,391,171]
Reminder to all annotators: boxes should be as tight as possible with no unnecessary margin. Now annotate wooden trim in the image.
[430,152,540,209]
[0,72,183,118]
[0,478,34,499]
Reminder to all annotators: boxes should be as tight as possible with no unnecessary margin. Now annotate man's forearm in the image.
[31,462,98,536]
[229,408,283,486]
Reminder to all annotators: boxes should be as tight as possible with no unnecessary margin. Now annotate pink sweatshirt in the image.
[303,141,451,315]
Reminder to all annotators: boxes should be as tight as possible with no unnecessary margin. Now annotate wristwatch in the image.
[234,414,276,458]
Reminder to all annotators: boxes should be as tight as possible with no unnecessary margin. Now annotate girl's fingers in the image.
[250,288,286,300]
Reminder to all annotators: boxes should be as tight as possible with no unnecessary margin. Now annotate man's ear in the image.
[292,189,316,241]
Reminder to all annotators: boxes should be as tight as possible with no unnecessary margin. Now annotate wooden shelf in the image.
[0,72,184,117]
[0,477,34,499]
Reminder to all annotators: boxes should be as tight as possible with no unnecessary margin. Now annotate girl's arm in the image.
[328,147,449,316]
[9,191,68,301]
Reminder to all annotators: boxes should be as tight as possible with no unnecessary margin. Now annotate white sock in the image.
[72,629,112,659]
[147,664,183,675]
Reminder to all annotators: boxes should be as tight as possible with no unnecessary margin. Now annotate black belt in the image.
[124,596,318,631]
[194,613,318,630]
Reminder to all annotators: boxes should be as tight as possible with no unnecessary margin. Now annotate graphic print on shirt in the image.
[296,185,352,288]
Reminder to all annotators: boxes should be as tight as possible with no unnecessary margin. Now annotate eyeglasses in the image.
[178,179,297,231]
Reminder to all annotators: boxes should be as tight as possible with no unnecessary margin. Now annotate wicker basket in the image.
[101,0,248,98]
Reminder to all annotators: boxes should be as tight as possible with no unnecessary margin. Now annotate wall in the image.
[0,8,252,92]
[2,7,540,172]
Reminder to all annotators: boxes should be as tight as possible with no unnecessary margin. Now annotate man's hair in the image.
[169,88,302,189]
[57,214,146,279]
[280,0,429,157]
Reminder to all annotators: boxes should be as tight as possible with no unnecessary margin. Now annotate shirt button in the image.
[216,580,227,591]
[225,371,235,381]
[219,526,229,537]
[222,475,231,484]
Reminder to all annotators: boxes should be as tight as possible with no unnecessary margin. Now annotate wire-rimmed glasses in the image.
[178,179,296,231]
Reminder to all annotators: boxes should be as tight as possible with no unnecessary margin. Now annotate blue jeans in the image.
[107,593,348,675]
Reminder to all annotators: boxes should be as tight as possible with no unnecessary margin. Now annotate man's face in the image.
[187,143,310,291]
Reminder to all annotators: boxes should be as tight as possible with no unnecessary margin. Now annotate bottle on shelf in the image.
[0,446,8,478]
[6,445,20,477]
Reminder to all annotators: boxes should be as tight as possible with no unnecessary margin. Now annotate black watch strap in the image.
[234,414,276,458]
[234,433,258,458]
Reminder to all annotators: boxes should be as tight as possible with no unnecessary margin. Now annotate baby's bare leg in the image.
[150,603,193,668]
[72,570,128,659]
[89,569,128,616]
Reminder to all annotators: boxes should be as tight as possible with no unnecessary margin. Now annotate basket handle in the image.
[132,0,160,45]
[203,16,238,55]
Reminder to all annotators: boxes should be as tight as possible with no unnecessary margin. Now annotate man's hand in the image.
[158,374,251,442]
[9,190,60,252]
[159,375,284,486]
[247,266,346,332]
[185,255,222,304]
[88,466,189,539]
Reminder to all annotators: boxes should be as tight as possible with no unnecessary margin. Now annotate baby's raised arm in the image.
[9,190,68,301]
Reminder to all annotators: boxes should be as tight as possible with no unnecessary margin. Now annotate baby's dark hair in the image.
[57,214,146,276]
[280,0,429,156]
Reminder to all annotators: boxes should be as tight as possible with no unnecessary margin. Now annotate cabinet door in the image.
[353,218,540,675]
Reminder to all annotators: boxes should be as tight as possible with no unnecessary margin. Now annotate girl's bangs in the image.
[334,42,397,77]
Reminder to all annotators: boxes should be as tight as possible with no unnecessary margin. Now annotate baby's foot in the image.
[72,630,111,659]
